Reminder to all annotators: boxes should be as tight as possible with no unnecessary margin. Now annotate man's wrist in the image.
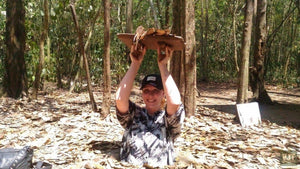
[131,61,142,67]
[158,63,167,69]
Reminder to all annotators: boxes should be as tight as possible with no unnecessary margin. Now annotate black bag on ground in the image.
[0,146,33,169]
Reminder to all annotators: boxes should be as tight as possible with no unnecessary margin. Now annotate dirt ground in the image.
[1,82,299,168]
[197,82,300,129]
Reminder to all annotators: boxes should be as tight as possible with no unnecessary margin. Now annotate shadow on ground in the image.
[198,82,300,129]
[202,103,300,129]
[89,140,121,161]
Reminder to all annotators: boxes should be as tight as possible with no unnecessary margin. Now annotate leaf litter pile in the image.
[0,86,299,169]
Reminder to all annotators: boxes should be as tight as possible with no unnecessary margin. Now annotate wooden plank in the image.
[117,33,185,51]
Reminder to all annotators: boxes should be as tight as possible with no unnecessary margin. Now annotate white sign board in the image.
[236,102,261,127]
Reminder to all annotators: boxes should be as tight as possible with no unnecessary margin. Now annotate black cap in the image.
[140,74,163,90]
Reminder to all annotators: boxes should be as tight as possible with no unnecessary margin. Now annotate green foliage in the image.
[1,0,298,89]
[193,0,299,85]
[265,0,300,86]
[195,0,244,81]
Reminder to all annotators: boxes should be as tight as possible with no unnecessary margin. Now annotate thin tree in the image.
[165,0,170,27]
[156,0,163,27]
[203,0,209,81]
[237,0,254,104]
[199,0,209,81]
[124,0,133,65]
[295,0,300,86]
[250,0,272,104]
[149,0,160,29]
[125,0,133,33]
[4,0,28,98]
[32,0,49,99]
[102,0,111,117]
[56,46,63,88]
[230,0,239,72]
[70,6,101,93]
[70,3,97,111]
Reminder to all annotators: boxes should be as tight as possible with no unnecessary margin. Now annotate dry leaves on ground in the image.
[0,88,299,169]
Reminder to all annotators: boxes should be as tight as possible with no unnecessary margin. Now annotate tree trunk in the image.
[172,0,196,117]
[102,0,111,117]
[199,0,204,80]
[232,1,239,73]
[125,0,133,33]
[250,0,272,104]
[4,0,28,98]
[149,0,160,29]
[69,52,83,92]
[156,0,163,27]
[70,4,97,112]
[125,0,133,64]
[171,0,184,92]
[204,0,209,80]
[56,46,63,88]
[253,0,257,25]
[165,0,170,27]
[283,53,290,80]
[184,0,197,117]
[298,53,300,87]
[200,0,209,81]
[237,0,254,104]
[33,0,49,100]
[45,37,51,81]
[69,6,101,93]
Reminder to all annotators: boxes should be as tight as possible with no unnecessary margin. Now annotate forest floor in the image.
[198,82,300,128]
[0,82,299,169]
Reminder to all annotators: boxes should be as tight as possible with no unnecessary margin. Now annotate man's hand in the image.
[157,44,173,65]
[130,43,146,63]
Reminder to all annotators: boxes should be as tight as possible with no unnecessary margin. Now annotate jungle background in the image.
[0,0,299,168]
[0,0,299,96]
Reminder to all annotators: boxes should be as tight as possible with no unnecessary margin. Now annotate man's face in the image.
[142,85,164,114]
